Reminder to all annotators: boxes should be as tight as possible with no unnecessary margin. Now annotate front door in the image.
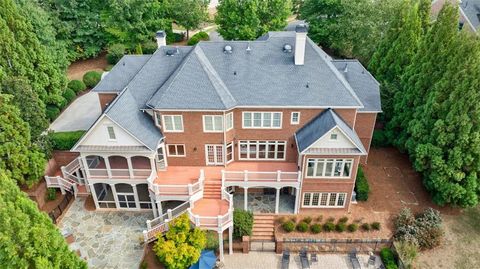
[205,144,224,165]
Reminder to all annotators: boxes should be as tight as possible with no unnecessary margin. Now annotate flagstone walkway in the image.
[58,198,153,269]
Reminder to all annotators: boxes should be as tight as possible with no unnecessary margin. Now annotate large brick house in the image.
[47,25,380,258]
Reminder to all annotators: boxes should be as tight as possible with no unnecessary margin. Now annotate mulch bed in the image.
[141,243,165,269]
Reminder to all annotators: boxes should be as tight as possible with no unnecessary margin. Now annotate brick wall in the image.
[354,112,377,164]
[53,150,80,167]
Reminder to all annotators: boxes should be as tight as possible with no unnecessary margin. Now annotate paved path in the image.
[58,199,153,269]
[49,91,101,132]
[223,252,382,269]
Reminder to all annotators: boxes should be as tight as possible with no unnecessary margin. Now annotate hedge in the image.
[355,166,370,201]
[106,44,126,64]
[46,105,61,121]
[372,129,391,147]
[380,248,398,269]
[68,80,86,94]
[83,71,102,88]
[49,131,86,150]
[187,31,210,46]
[233,209,253,239]
[62,88,76,104]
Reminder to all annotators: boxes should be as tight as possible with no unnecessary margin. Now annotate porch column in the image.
[110,183,120,208]
[132,184,140,210]
[244,187,248,211]
[149,156,156,173]
[275,188,280,214]
[81,156,91,179]
[294,187,300,214]
[218,231,224,261]
[156,201,163,217]
[228,226,233,255]
[89,183,100,209]
[150,195,158,218]
[104,156,112,179]
[126,157,134,178]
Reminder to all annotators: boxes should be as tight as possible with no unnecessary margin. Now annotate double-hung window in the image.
[302,192,347,208]
[306,159,353,178]
[203,115,224,132]
[226,142,234,163]
[238,141,286,160]
[291,112,300,124]
[107,126,116,141]
[225,112,233,131]
[167,144,185,157]
[162,115,183,132]
[242,112,282,128]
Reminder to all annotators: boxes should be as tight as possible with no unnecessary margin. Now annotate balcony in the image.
[148,167,205,198]
[222,162,301,188]
[84,155,154,181]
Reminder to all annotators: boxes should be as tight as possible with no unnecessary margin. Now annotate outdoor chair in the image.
[367,253,376,267]
[310,253,318,264]
[281,250,290,269]
[348,248,358,259]
[299,248,310,269]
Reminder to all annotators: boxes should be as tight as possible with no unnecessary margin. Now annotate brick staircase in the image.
[252,215,275,241]
[203,180,222,199]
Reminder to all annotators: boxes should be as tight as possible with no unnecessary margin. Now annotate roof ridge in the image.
[194,46,237,109]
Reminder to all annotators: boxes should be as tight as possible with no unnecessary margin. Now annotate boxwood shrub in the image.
[310,224,321,234]
[335,222,347,232]
[282,221,295,232]
[361,223,371,231]
[355,166,370,201]
[347,223,358,232]
[233,209,253,239]
[62,88,76,104]
[46,105,61,121]
[68,80,86,94]
[49,131,86,150]
[302,216,312,224]
[296,222,308,232]
[371,222,381,231]
[323,222,335,232]
[83,71,102,88]
[380,248,398,269]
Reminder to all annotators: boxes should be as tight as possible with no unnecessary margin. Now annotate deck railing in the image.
[148,170,205,196]
[222,170,301,184]
[87,168,152,179]
[45,176,78,197]
[143,200,192,243]
[187,207,233,230]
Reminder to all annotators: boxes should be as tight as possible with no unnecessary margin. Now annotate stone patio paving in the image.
[233,193,295,213]
[223,252,383,269]
[58,198,153,269]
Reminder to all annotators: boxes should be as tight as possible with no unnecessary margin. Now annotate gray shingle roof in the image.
[332,60,381,112]
[93,55,151,93]
[295,109,367,154]
[147,32,364,109]
[461,0,480,30]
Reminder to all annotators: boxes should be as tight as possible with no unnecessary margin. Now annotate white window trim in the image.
[205,144,225,165]
[302,192,347,208]
[203,115,224,133]
[167,144,186,157]
[225,112,234,131]
[242,111,283,129]
[291,112,300,125]
[329,133,338,141]
[106,125,117,141]
[238,140,287,161]
[162,115,184,132]
[226,142,234,164]
[154,112,162,127]
[305,158,354,179]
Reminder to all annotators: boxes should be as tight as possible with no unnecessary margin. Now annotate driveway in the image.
[58,198,153,269]
[49,91,101,132]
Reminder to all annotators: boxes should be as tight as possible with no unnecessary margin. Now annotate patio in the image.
[58,198,153,268]
[233,192,295,213]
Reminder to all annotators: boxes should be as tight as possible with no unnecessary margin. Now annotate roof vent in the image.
[224,45,233,54]
[283,44,292,53]
[165,48,179,56]
[246,42,252,53]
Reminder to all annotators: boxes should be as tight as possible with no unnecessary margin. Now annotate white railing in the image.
[187,207,233,230]
[61,157,84,184]
[87,168,152,179]
[44,176,78,197]
[148,169,205,196]
[222,170,301,183]
[143,200,192,243]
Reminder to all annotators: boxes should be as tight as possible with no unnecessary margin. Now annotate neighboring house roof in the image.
[295,109,367,154]
[147,32,364,110]
[93,55,151,93]
[460,0,480,31]
[332,60,382,112]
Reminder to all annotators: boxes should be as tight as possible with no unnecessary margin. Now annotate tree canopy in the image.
[168,0,208,39]
[0,172,87,268]
[216,0,292,40]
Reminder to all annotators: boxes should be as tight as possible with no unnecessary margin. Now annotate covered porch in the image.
[232,187,296,214]
[81,153,155,180]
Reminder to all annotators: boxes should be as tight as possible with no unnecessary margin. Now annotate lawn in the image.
[415,206,480,269]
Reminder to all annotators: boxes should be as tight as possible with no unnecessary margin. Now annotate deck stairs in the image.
[45,157,89,197]
[252,215,275,241]
[203,179,222,199]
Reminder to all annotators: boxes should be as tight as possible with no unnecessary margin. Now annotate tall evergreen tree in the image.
[368,0,422,121]
[0,94,46,187]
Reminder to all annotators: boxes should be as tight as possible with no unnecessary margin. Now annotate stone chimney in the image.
[294,24,308,65]
[156,30,166,48]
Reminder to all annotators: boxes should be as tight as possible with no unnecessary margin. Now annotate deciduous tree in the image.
[168,0,208,39]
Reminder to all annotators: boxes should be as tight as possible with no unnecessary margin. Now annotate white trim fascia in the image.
[152,105,363,112]
[300,126,367,155]
[459,7,478,33]
[106,115,157,151]
[299,126,336,154]
[334,126,367,155]
[357,110,382,114]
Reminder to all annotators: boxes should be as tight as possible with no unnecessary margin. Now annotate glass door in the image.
[205,144,224,165]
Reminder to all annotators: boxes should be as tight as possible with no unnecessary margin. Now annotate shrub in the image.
[361,223,371,231]
[326,217,335,223]
[323,222,335,232]
[83,71,102,88]
[48,131,86,150]
[167,32,185,44]
[46,188,57,201]
[187,31,210,46]
[394,208,443,250]
[302,216,312,224]
[335,222,347,232]
[106,44,126,64]
[142,41,158,54]
[355,166,370,201]
[290,216,297,222]
[67,80,86,94]
[380,248,398,269]
[296,222,308,232]
[233,209,253,239]
[339,216,349,223]
[205,231,219,251]
[277,216,287,224]
[372,129,391,147]
[46,105,61,121]
[62,88,76,104]
[310,224,322,234]
[316,215,323,222]
[394,241,418,269]
[347,223,358,232]
[282,221,295,232]
[371,222,381,231]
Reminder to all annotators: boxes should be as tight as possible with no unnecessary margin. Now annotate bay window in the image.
[306,158,353,178]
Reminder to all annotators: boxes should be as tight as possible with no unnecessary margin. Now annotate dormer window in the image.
[330,133,338,140]
[107,126,116,141]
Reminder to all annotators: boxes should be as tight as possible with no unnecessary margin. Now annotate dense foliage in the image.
[216,0,292,40]
[354,166,370,201]
[233,209,253,238]
[187,31,210,46]
[153,213,206,269]
[380,247,398,269]
[49,131,86,150]
[394,208,443,250]
[168,0,208,39]
[282,220,295,232]
[68,80,87,94]
[83,71,102,88]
